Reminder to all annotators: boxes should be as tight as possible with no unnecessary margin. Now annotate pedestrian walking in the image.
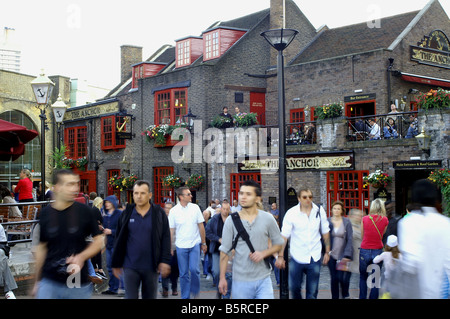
[101,195,122,295]
[206,199,231,298]
[169,186,207,299]
[327,200,353,299]
[91,197,106,279]
[111,180,171,299]
[348,209,363,276]
[218,180,283,299]
[397,179,450,299]
[276,187,330,299]
[161,201,179,297]
[33,169,104,299]
[359,198,388,299]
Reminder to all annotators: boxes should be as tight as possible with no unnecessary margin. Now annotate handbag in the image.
[316,205,326,255]
[336,259,350,271]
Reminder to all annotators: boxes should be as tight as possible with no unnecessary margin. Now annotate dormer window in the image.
[202,27,247,61]
[131,62,167,89]
[175,36,203,68]
[204,31,219,60]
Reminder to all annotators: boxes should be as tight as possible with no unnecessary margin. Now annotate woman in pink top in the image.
[359,198,388,299]
[15,169,34,203]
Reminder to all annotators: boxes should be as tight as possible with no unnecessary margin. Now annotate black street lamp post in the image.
[31,71,55,201]
[261,28,298,299]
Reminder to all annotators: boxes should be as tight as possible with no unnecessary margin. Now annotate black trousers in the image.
[123,268,158,299]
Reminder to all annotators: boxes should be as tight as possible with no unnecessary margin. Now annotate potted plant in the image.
[233,112,258,127]
[162,174,183,188]
[363,170,393,189]
[315,103,343,120]
[428,168,450,216]
[185,173,205,190]
[210,115,233,129]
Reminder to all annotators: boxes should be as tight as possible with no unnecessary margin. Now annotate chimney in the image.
[120,45,143,83]
[270,0,285,30]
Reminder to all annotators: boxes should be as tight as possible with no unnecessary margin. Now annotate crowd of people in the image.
[0,167,449,300]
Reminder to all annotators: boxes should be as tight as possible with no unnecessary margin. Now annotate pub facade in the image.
[60,0,449,215]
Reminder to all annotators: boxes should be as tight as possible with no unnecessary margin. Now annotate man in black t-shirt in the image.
[33,169,104,299]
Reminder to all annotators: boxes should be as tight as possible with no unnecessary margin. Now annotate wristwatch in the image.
[202,243,207,246]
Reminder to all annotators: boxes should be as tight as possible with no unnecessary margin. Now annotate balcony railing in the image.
[346,111,419,142]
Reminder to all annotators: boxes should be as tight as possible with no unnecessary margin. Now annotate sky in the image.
[1,0,449,90]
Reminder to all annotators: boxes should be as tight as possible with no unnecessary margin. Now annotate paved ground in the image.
[9,243,361,299]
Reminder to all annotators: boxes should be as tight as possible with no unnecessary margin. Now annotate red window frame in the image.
[154,88,188,126]
[101,116,126,151]
[153,167,175,205]
[64,126,87,159]
[107,169,121,200]
[327,170,370,216]
[230,173,262,204]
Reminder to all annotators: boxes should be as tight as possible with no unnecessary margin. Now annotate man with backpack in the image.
[218,180,283,299]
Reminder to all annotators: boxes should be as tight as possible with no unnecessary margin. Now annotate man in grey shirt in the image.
[218,180,283,299]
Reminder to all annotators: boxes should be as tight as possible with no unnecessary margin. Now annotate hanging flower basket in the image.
[415,88,450,110]
[162,174,183,188]
[63,156,88,171]
[142,123,188,146]
[428,168,450,216]
[185,173,205,190]
[108,173,139,191]
[363,170,392,189]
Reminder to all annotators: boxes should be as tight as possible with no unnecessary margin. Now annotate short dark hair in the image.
[133,180,151,192]
[0,185,12,198]
[240,180,261,197]
[411,179,439,207]
[297,187,313,197]
[52,169,78,185]
[176,186,190,200]
[223,106,228,110]
[89,192,97,200]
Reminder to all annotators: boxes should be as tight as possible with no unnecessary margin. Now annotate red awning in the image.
[401,72,450,88]
[0,119,39,161]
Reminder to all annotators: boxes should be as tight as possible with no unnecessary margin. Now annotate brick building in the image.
[62,0,449,215]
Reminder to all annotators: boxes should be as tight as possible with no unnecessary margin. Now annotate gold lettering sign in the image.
[411,30,450,69]
[240,155,352,171]
[65,102,120,121]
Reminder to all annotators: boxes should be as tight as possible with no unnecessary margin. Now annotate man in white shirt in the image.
[368,118,381,140]
[276,188,330,299]
[169,186,207,299]
[398,179,450,299]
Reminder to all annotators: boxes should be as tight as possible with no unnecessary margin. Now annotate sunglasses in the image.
[301,195,313,199]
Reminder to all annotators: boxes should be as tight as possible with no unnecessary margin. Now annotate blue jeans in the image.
[289,257,322,299]
[232,276,273,299]
[36,278,92,299]
[106,247,119,293]
[328,256,352,299]
[177,244,201,299]
[359,248,383,299]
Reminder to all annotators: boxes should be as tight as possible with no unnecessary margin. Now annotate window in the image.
[154,88,188,125]
[153,167,175,205]
[107,169,121,200]
[204,31,219,60]
[327,171,370,216]
[230,173,261,204]
[64,126,87,159]
[177,40,191,67]
[101,116,126,151]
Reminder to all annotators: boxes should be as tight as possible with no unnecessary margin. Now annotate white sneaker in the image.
[5,291,16,299]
